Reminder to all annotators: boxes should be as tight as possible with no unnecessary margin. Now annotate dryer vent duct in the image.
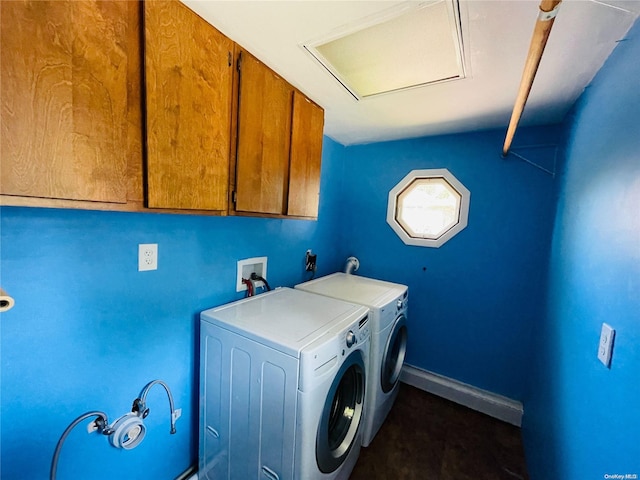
[345,257,360,275]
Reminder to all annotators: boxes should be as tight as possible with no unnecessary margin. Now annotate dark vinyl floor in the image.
[350,383,530,480]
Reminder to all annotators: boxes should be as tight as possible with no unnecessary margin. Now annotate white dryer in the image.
[295,273,408,447]
[199,288,370,480]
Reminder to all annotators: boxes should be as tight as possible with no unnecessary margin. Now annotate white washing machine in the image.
[295,273,408,447]
[199,288,370,480]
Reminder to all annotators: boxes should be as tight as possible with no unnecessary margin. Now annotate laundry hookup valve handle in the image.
[50,379,180,480]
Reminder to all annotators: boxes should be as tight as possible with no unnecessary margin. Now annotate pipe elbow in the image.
[344,257,360,275]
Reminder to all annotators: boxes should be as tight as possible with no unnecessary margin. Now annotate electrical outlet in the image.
[305,249,317,272]
[597,323,615,367]
[138,244,158,271]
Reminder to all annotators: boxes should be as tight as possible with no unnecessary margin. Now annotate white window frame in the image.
[387,168,470,248]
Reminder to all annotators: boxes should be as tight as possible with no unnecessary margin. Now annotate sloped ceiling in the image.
[183,0,640,145]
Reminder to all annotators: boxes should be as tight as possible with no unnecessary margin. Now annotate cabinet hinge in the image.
[237,52,242,72]
[228,51,232,67]
[232,190,237,204]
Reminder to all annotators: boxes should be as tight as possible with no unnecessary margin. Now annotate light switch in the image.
[597,323,615,368]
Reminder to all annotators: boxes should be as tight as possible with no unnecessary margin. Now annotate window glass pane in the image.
[386,168,469,248]
[397,178,460,238]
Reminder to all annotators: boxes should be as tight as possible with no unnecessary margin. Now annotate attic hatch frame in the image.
[302,0,467,101]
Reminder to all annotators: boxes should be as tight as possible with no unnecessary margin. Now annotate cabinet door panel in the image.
[235,52,293,215]
[1,0,128,203]
[144,0,233,211]
[288,93,324,218]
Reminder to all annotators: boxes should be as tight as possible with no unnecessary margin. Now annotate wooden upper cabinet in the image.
[1,0,130,203]
[144,0,234,211]
[288,92,324,218]
[1,1,323,217]
[234,50,324,218]
[235,51,293,215]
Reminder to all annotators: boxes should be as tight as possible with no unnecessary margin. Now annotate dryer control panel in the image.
[396,290,409,314]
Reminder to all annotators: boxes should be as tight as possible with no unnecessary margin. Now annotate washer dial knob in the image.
[346,330,357,348]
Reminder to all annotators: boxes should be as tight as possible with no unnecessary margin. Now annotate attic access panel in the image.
[304,0,466,100]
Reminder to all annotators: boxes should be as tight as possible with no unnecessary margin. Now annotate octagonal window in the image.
[387,169,470,248]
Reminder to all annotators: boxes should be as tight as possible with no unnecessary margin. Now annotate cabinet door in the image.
[144,0,233,211]
[235,51,293,215]
[288,92,324,218]
[1,0,128,203]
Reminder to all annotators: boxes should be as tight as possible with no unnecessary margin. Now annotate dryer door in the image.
[316,350,365,473]
[381,314,408,393]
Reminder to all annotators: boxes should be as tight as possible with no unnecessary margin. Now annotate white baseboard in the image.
[400,364,523,427]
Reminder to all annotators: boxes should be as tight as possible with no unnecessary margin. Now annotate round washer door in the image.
[316,349,365,474]
[381,314,407,393]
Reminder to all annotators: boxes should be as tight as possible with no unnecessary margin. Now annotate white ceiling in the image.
[183,0,640,146]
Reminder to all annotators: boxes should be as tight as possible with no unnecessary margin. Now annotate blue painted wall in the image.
[0,138,347,480]
[3,20,638,480]
[523,20,640,479]
[338,126,559,400]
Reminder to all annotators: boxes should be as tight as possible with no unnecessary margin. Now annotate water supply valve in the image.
[50,379,179,480]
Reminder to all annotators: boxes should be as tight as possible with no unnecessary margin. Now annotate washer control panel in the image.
[299,308,370,392]
[341,314,370,350]
[350,314,370,348]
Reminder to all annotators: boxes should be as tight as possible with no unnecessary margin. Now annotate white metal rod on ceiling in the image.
[502,0,562,157]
